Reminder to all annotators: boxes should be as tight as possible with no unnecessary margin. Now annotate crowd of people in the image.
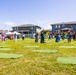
[34,30,76,43]
[55,31,76,43]
[0,30,76,44]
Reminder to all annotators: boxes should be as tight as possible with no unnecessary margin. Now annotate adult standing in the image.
[73,32,76,41]
[14,33,17,42]
[48,33,51,39]
[22,34,25,40]
[35,32,38,42]
[62,33,66,40]
[67,31,72,43]
[55,33,61,42]
[40,30,45,43]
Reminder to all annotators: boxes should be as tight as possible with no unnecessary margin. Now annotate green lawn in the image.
[0,38,76,75]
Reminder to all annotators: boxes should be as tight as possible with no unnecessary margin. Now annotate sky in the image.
[0,0,76,30]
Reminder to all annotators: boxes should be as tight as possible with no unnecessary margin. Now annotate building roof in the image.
[51,21,76,26]
[12,24,41,28]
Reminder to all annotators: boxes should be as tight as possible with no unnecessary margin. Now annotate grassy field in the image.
[0,38,76,75]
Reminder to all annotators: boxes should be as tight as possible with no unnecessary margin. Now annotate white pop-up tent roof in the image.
[6,31,21,35]
[5,32,13,35]
[12,31,21,35]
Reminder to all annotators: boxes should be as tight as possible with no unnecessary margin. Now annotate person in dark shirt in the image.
[22,34,25,40]
[73,32,76,41]
[35,32,38,42]
[67,31,72,43]
[40,30,45,43]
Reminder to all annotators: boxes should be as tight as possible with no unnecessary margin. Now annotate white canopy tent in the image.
[12,31,21,35]
[5,31,21,35]
[5,32,13,35]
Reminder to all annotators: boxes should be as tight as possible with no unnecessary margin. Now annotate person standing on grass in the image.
[62,32,66,40]
[55,33,61,42]
[35,32,38,42]
[1,34,5,42]
[73,32,76,41]
[48,33,51,39]
[67,31,72,43]
[22,34,25,40]
[14,33,17,42]
[40,30,45,43]
[10,34,14,40]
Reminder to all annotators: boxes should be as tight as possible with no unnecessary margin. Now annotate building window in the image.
[31,27,33,29]
[55,25,57,28]
[62,24,65,27]
[16,27,18,30]
[71,26,73,30]
[14,27,17,30]
[58,25,60,28]
[32,32,34,34]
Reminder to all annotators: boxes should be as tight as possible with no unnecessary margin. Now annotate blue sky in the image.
[0,0,76,30]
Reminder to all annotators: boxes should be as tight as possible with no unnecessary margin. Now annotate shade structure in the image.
[5,31,21,35]
[13,31,20,35]
[32,50,58,53]
[5,32,13,35]
[0,53,23,58]
[59,46,76,48]
[57,57,76,64]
